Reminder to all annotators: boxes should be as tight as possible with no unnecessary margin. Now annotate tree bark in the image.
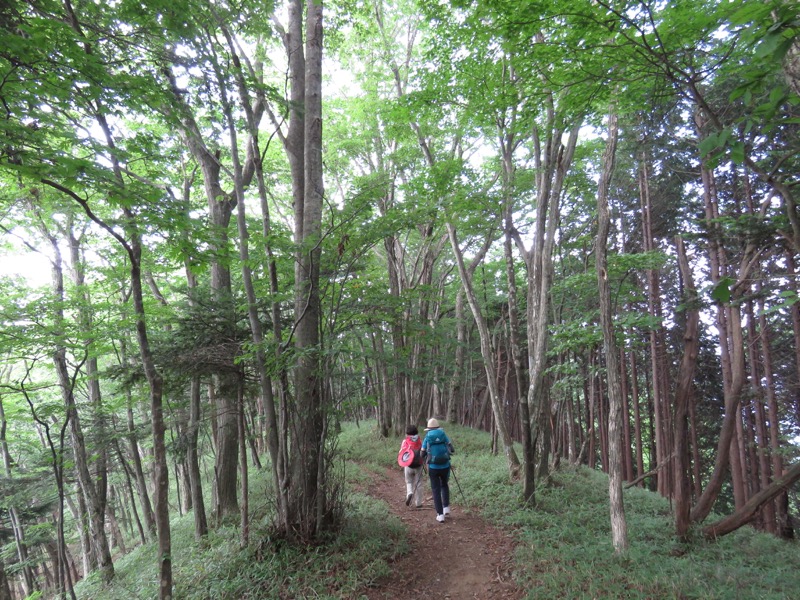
[43,228,114,583]
[672,237,701,540]
[690,140,751,524]
[447,222,521,478]
[757,293,789,535]
[594,104,628,552]
[703,461,800,539]
[639,153,671,498]
[287,0,327,539]
[214,14,288,530]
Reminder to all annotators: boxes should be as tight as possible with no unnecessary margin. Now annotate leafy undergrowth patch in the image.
[75,423,407,599]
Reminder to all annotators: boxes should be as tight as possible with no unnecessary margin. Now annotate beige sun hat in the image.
[425,418,440,430]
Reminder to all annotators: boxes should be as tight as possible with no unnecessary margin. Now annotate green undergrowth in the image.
[75,422,408,599]
[342,420,800,599]
[76,420,800,599]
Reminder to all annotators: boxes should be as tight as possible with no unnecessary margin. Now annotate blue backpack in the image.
[426,431,453,465]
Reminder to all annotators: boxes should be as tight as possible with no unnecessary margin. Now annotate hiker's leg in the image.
[404,467,415,496]
[441,467,451,509]
[429,469,444,515]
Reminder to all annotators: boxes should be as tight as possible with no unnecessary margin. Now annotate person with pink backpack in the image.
[397,424,424,507]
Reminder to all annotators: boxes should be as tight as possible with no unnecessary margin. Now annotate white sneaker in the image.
[443,506,451,515]
[436,514,445,523]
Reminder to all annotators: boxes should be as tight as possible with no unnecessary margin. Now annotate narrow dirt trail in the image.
[363,466,524,600]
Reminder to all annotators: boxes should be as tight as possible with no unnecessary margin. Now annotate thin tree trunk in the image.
[594,104,627,552]
[639,154,670,497]
[66,221,109,538]
[43,230,114,583]
[238,381,249,547]
[0,394,37,595]
[120,332,156,541]
[757,294,789,535]
[114,440,147,545]
[630,349,644,484]
[747,295,775,531]
[446,222,520,478]
[690,155,747,523]
[501,130,535,499]
[213,16,287,530]
[619,347,634,482]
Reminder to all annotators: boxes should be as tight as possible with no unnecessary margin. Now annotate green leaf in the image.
[698,133,720,157]
[711,277,735,304]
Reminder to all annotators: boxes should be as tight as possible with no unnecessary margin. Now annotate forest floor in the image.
[361,466,525,600]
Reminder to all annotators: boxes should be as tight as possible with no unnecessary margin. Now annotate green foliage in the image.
[71,420,800,599]
[345,420,800,599]
[74,425,406,600]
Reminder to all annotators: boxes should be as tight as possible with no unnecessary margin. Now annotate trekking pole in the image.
[449,464,467,505]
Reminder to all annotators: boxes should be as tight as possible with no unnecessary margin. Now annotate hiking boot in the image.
[436,514,445,523]
[406,493,413,506]
[443,506,451,515]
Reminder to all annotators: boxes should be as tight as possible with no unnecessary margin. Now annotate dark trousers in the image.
[429,466,450,515]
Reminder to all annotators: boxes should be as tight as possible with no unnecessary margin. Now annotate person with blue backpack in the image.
[421,418,454,523]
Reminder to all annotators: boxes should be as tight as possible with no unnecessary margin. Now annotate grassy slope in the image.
[76,421,799,599]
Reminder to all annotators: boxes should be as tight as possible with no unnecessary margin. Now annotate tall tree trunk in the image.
[690,143,748,524]
[66,220,109,534]
[757,294,789,536]
[500,113,535,500]
[595,105,628,552]
[747,296,775,531]
[117,326,156,541]
[215,17,288,529]
[43,231,114,583]
[164,51,241,525]
[447,288,468,424]
[447,222,521,478]
[287,0,327,539]
[238,380,249,546]
[639,153,671,498]
[187,376,208,540]
[517,121,580,481]
[125,220,173,599]
[672,237,701,540]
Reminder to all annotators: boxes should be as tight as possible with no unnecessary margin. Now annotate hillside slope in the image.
[75,421,799,599]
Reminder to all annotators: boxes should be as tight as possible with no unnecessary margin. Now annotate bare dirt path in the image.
[363,466,525,600]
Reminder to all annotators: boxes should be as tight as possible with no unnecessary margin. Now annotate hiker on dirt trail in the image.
[421,418,454,523]
[398,424,425,508]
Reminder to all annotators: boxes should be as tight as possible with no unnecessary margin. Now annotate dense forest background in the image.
[1,0,799,598]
